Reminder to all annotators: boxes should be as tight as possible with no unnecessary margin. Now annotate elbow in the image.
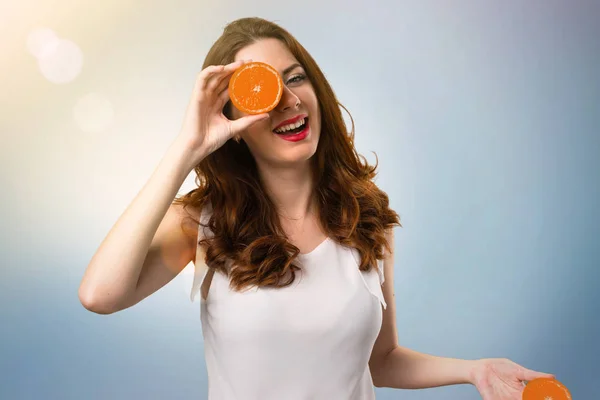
[369,362,388,388]
[370,349,396,388]
[78,286,120,315]
[372,373,387,389]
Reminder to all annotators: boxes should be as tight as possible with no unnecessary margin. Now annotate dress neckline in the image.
[298,237,331,257]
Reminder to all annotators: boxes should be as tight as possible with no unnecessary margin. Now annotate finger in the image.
[217,87,231,113]
[213,68,236,95]
[519,367,555,382]
[207,59,253,93]
[230,113,270,135]
[190,65,224,103]
[197,65,225,92]
[194,59,255,100]
[206,61,241,92]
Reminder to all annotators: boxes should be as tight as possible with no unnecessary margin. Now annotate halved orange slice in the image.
[228,61,283,115]
[522,377,571,400]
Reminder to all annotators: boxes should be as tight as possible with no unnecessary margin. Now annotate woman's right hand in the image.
[177,59,269,160]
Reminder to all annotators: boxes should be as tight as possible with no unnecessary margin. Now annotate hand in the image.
[177,59,269,160]
[470,358,555,400]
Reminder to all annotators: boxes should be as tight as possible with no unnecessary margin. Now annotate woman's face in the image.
[229,38,321,168]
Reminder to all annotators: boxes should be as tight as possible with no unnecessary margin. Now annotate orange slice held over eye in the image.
[228,61,284,115]
[522,377,571,400]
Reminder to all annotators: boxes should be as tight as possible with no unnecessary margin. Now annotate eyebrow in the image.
[282,63,303,77]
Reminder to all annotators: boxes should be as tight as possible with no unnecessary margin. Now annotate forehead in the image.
[234,38,300,75]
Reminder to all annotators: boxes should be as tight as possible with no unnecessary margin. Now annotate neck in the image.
[257,161,314,219]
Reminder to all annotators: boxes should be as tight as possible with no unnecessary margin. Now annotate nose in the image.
[275,85,300,113]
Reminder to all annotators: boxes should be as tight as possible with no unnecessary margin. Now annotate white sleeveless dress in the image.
[190,206,387,400]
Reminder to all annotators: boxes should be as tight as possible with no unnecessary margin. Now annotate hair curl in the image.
[174,17,401,291]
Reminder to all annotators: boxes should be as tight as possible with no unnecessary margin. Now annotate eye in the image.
[287,74,306,85]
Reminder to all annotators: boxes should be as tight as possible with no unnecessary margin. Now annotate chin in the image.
[270,147,317,166]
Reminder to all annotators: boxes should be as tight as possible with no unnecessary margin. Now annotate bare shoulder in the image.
[168,201,207,266]
[118,202,202,310]
[171,202,202,243]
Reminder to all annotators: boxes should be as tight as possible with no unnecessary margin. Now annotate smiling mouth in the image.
[273,117,309,135]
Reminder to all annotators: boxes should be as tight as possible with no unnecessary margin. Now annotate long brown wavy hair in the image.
[174,17,401,291]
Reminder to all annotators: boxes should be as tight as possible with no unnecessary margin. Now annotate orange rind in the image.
[522,377,571,400]
[228,61,283,115]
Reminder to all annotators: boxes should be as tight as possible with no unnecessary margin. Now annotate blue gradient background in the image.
[1,1,598,399]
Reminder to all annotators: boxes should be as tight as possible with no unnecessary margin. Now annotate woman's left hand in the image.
[470,358,555,399]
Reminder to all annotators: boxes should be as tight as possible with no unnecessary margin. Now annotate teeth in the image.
[275,118,306,133]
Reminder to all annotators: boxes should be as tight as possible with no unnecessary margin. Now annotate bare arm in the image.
[368,230,555,393]
[78,59,269,315]
[78,139,204,314]
[368,229,476,388]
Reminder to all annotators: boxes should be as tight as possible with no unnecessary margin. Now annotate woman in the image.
[79,17,554,400]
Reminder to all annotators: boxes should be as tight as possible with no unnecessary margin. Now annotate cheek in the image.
[306,93,320,117]
[309,98,321,124]
[242,119,271,139]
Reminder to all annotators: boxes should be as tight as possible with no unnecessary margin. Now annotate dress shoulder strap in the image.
[190,203,214,303]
